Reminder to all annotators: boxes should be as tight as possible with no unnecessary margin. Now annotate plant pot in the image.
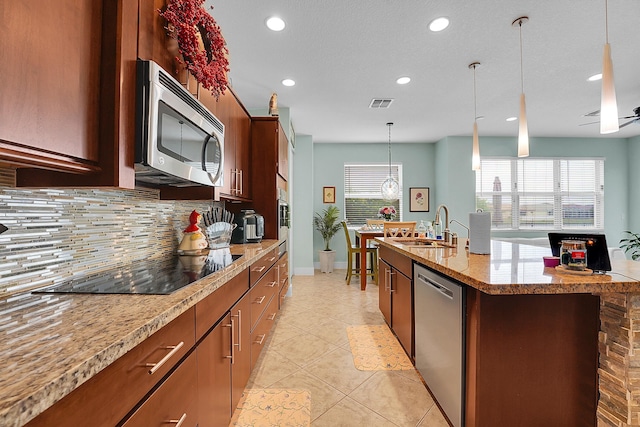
[319,250,336,273]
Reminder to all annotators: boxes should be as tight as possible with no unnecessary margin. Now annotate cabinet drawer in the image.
[122,352,198,427]
[250,249,279,286]
[277,255,289,292]
[380,245,412,278]
[249,267,278,331]
[27,308,196,427]
[250,295,278,369]
[196,269,249,340]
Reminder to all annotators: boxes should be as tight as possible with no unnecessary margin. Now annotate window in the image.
[344,163,403,225]
[475,158,604,230]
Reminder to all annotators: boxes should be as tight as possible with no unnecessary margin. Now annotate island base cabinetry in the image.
[465,288,599,426]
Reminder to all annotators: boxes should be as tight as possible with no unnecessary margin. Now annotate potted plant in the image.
[313,205,341,273]
[620,231,640,260]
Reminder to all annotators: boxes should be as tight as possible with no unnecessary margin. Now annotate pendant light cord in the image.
[519,20,525,94]
[387,122,393,177]
[473,65,478,121]
[605,0,609,44]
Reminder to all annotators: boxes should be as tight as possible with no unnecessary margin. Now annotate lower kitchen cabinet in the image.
[378,246,414,359]
[121,352,198,427]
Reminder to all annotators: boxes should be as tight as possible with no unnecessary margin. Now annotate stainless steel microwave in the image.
[135,60,224,187]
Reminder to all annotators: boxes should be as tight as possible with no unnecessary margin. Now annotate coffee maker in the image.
[231,210,264,243]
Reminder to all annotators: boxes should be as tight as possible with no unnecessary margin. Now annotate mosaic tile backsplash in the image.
[0,168,215,295]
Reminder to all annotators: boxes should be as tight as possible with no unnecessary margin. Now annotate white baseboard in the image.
[292,267,315,276]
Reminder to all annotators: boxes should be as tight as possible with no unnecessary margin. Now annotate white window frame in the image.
[476,157,604,231]
[344,163,403,226]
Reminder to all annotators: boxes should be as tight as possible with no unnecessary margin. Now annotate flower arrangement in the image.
[159,0,230,98]
[378,206,397,221]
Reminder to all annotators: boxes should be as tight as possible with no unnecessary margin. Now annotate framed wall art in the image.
[323,186,336,203]
[409,187,429,212]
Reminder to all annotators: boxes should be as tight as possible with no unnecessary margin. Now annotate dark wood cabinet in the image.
[378,246,413,359]
[1,1,105,174]
[277,124,289,181]
[250,117,288,239]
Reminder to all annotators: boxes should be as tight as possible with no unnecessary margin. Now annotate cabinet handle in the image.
[145,341,184,374]
[266,281,277,288]
[224,318,235,364]
[232,309,242,352]
[268,256,277,262]
[385,268,391,292]
[267,313,277,321]
[254,295,266,304]
[238,169,243,195]
[254,334,266,345]
[252,266,266,273]
[167,413,187,427]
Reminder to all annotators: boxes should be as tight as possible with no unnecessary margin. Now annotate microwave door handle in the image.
[202,134,223,184]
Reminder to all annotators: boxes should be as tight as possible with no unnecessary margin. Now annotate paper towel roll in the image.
[469,212,491,254]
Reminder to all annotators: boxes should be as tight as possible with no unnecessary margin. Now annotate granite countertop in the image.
[375,238,640,295]
[0,240,281,427]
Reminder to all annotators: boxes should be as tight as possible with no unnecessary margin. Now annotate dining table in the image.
[354,228,384,290]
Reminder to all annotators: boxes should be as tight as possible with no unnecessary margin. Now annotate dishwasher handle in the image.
[416,273,454,300]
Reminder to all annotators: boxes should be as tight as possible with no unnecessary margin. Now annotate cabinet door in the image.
[198,316,232,427]
[392,270,413,358]
[277,123,289,181]
[122,353,198,427]
[379,259,392,325]
[231,294,251,412]
[235,105,252,199]
[1,1,103,171]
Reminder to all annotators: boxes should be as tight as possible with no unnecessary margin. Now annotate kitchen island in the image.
[0,240,284,427]
[376,237,640,427]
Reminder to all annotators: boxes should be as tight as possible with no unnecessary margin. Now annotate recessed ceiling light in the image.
[429,17,450,32]
[266,16,285,31]
[396,77,411,85]
[506,116,517,122]
[588,73,602,82]
[282,79,295,87]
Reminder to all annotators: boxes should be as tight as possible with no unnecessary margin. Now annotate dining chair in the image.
[366,219,385,230]
[383,221,417,238]
[341,221,378,285]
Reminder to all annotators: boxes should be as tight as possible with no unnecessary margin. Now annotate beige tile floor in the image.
[243,270,450,427]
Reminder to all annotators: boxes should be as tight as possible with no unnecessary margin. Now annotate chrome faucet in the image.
[434,204,450,244]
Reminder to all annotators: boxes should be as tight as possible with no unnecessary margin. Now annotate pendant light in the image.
[512,16,529,158]
[381,122,399,201]
[600,0,619,134]
[469,62,481,171]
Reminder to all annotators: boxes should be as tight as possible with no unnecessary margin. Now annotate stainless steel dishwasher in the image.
[414,263,465,427]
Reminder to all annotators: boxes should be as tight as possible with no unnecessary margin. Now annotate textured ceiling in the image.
[206,0,640,144]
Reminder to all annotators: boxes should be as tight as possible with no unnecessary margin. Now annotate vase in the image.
[383,215,394,221]
[319,250,336,273]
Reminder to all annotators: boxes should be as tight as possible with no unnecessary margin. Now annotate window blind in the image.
[344,163,403,225]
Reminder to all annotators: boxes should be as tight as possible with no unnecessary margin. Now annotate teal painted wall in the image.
[312,143,435,265]
[291,134,315,275]
[629,136,640,233]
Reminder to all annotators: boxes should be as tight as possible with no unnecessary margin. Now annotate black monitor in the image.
[548,233,612,273]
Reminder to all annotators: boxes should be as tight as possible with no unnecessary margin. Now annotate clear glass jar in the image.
[560,240,587,270]
[416,220,427,238]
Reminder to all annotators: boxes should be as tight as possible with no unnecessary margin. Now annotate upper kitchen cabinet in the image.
[277,123,289,181]
[5,0,138,188]
[0,2,105,174]
[252,117,289,183]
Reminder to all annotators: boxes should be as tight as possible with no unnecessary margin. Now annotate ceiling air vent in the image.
[369,98,394,109]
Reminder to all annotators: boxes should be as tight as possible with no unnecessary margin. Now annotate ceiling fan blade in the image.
[619,119,638,128]
[579,120,600,126]
[618,115,637,119]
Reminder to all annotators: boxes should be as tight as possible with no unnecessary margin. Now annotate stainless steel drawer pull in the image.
[232,309,242,352]
[267,313,277,321]
[167,413,187,427]
[146,341,184,374]
[254,334,266,345]
[254,295,266,304]
[252,266,266,273]
[224,319,235,364]
[268,256,277,262]
[266,281,277,288]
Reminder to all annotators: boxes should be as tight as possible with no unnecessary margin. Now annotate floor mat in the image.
[229,388,311,427]
[346,325,414,371]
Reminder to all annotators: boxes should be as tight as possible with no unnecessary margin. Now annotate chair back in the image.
[341,221,353,248]
[366,219,385,230]
[384,221,417,238]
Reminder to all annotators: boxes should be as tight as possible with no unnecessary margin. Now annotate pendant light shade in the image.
[513,16,530,158]
[469,62,481,171]
[381,122,399,201]
[600,0,619,134]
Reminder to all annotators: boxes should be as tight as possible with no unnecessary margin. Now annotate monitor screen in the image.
[548,233,611,272]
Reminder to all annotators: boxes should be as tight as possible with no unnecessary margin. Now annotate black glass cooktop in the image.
[33,249,241,295]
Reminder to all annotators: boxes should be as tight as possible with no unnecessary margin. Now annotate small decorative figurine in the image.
[268,92,279,116]
[178,210,209,255]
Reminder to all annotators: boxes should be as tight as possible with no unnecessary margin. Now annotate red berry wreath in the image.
[159,0,229,98]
